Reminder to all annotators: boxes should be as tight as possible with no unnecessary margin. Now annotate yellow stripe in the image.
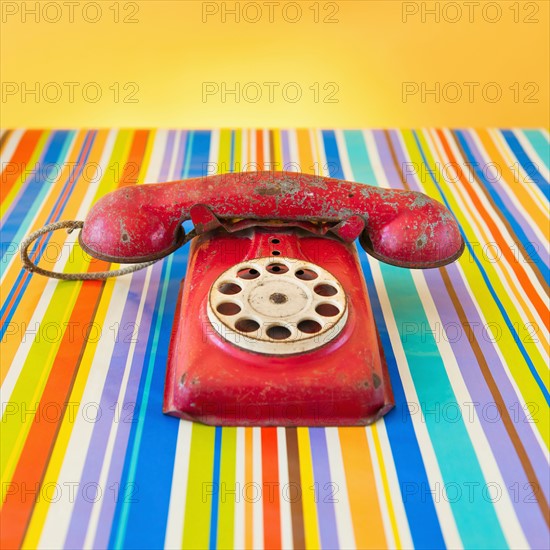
[244,427,253,550]
[371,424,401,549]
[339,427,387,549]
[182,424,216,549]
[427,129,549,352]
[404,129,549,447]
[22,276,117,548]
[0,130,51,216]
[480,128,548,230]
[0,131,134,491]
[21,129,156,546]
[296,427,320,549]
[1,130,84,381]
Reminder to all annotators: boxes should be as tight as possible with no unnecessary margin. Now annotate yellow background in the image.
[1,0,548,127]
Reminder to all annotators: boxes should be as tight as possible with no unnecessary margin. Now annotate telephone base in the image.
[163,227,394,426]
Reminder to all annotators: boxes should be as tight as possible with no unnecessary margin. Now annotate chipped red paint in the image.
[79,171,464,269]
[163,227,394,426]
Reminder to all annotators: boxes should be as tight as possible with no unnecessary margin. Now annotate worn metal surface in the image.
[206,256,349,355]
[164,227,394,426]
[79,171,464,268]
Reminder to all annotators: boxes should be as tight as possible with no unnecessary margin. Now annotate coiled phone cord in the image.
[20,221,194,281]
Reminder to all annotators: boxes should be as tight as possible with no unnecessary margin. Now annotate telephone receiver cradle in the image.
[25,172,465,426]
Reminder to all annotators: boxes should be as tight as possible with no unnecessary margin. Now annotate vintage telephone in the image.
[22,171,464,426]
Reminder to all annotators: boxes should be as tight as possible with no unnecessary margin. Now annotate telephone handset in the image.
[77,171,463,268]
[22,172,464,426]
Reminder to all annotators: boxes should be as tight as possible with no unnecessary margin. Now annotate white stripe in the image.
[252,427,264,550]
[324,427,356,550]
[233,427,245,549]
[164,421,193,548]
[209,129,221,173]
[1,131,79,285]
[454,260,549,462]
[439,127,549,285]
[249,129,257,171]
[369,258,463,549]
[82,267,154,549]
[426,128,549,359]
[334,131,353,181]
[346,131,462,548]
[287,130,299,170]
[363,130,392,189]
[143,130,166,183]
[37,276,131,548]
[402,128,548,465]
[490,128,548,207]
[411,270,530,549]
[1,129,115,408]
[468,129,548,249]
[511,129,550,183]
[0,128,24,165]
[365,427,395,548]
[277,427,293,550]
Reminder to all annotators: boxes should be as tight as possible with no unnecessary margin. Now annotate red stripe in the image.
[1,130,150,548]
[261,428,281,550]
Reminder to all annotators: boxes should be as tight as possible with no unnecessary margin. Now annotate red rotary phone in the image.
[23,171,464,426]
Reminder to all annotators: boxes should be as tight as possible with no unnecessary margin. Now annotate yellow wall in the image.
[1,0,548,127]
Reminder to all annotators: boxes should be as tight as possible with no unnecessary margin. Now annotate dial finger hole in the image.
[297,319,322,334]
[315,303,340,317]
[218,282,242,295]
[266,263,289,274]
[295,268,318,281]
[314,283,338,296]
[266,325,292,340]
[237,268,260,279]
[216,302,241,316]
[235,318,260,333]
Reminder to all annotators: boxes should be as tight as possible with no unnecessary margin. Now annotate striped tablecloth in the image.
[1,129,548,550]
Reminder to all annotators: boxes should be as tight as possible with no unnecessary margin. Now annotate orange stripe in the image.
[0,131,94,327]
[338,428,387,549]
[436,129,549,331]
[0,130,42,204]
[296,130,315,175]
[478,128,547,232]
[0,131,151,548]
[261,428,281,550]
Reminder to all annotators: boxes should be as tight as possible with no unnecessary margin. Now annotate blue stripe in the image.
[415,130,550,406]
[308,428,339,550]
[501,129,549,195]
[0,131,93,341]
[454,130,548,281]
[1,130,74,262]
[339,130,445,548]
[321,130,344,178]
[110,132,212,549]
[209,428,223,549]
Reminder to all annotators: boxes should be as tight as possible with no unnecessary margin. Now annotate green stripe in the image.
[345,130,508,549]
[216,428,237,549]
[1,130,134,486]
[407,129,549,447]
[523,129,550,170]
[182,423,216,549]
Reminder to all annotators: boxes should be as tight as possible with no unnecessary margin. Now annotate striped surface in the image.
[0,128,548,550]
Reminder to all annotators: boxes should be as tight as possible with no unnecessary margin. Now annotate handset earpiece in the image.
[67,171,464,269]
